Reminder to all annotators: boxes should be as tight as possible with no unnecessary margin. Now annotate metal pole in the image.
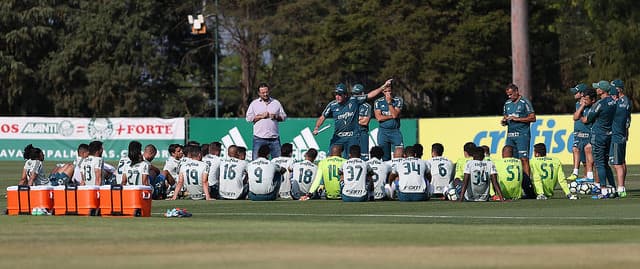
[214,0,220,118]
[511,0,531,99]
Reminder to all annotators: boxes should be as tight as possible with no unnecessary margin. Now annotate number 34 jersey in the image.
[463,160,497,201]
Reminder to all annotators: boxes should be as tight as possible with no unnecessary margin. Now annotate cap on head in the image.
[351,84,364,94]
[570,83,586,94]
[335,83,347,95]
[592,80,611,92]
[609,87,619,96]
[611,79,624,89]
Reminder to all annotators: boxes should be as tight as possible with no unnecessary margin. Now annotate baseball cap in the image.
[592,80,610,91]
[335,83,347,94]
[570,83,586,94]
[611,79,624,89]
[609,86,619,96]
[352,84,364,94]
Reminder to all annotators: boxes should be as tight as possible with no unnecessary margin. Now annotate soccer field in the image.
[1,162,640,268]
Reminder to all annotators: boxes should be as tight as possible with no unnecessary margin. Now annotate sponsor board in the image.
[189,118,417,161]
[0,117,185,161]
[419,114,639,164]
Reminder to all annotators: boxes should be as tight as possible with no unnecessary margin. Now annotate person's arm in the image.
[388,97,403,118]
[272,101,287,122]
[366,79,393,100]
[555,160,570,195]
[305,163,324,199]
[202,173,211,200]
[171,173,185,200]
[490,174,504,201]
[530,160,544,195]
[458,174,470,202]
[19,169,27,185]
[507,112,536,123]
[28,170,37,186]
[94,167,102,186]
[584,102,601,124]
[573,101,586,121]
[122,173,128,185]
[141,174,149,186]
[313,115,326,135]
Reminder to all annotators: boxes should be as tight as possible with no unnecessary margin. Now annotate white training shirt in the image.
[463,160,497,201]
[123,161,150,185]
[163,157,181,180]
[81,156,103,186]
[271,156,294,198]
[392,157,429,194]
[179,158,210,200]
[72,156,85,184]
[340,158,371,198]
[291,160,318,195]
[218,157,248,199]
[24,159,48,185]
[426,156,454,194]
[367,157,391,199]
[247,157,281,195]
[202,154,221,187]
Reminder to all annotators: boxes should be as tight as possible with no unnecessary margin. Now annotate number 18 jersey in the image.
[291,160,318,194]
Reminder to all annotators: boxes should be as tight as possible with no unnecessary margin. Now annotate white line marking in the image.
[151,212,640,220]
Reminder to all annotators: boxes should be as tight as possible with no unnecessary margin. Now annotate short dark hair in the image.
[472,146,485,159]
[534,143,547,156]
[583,88,597,100]
[405,146,416,157]
[237,146,247,155]
[370,146,384,159]
[168,144,182,154]
[481,145,490,155]
[209,142,222,154]
[305,148,318,161]
[413,143,424,158]
[201,143,209,156]
[349,145,361,158]
[258,82,270,89]
[258,145,271,158]
[88,141,103,155]
[431,143,444,156]
[507,83,519,91]
[463,142,476,154]
[281,143,293,157]
[77,143,89,153]
[128,141,143,165]
[145,144,157,154]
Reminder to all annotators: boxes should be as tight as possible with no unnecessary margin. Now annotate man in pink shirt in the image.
[246,83,287,160]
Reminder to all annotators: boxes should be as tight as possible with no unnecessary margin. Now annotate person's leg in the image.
[269,139,281,159]
[378,129,391,161]
[389,129,404,154]
[252,137,267,160]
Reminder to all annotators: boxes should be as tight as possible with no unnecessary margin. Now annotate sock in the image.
[617,186,625,193]
[587,172,594,179]
[572,169,579,175]
[601,188,608,196]
[595,183,601,188]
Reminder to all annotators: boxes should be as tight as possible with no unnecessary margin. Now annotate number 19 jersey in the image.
[180,159,210,200]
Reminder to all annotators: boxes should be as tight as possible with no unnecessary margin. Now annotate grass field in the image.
[1,161,640,268]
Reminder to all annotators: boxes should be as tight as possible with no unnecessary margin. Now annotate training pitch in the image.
[1,161,639,268]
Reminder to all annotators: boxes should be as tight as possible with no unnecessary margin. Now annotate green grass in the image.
[1,161,640,268]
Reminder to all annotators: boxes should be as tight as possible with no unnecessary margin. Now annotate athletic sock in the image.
[617,186,625,193]
[572,169,579,175]
[587,172,594,179]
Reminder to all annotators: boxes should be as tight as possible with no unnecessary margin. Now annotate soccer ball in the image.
[578,183,591,195]
[445,188,459,201]
[568,181,579,194]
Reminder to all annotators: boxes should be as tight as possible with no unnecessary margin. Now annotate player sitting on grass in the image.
[219,145,249,200]
[171,144,211,200]
[367,146,392,200]
[493,145,523,200]
[271,143,294,199]
[19,144,48,186]
[458,146,504,202]
[425,143,454,198]
[291,148,319,200]
[161,143,183,197]
[202,141,222,199]
[248,145,286,201]
[340,145,373,202]
[303,145,345,200]
[453,142,476,187]
[529,143,574,200]
[121,141,149,186]
[80,141,104,186]
[390,146,431,201]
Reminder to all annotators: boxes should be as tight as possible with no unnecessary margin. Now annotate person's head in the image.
[501,145,514,158]
[392,146,405,159]
[334,83,348,103]
[200,143,209,156]
[23,144,43,161]
[330,145,343,157]
[143,144,157,162]
[382,80,393,98]
[533,143,547,157]
[189,144,202,160]
[370,146,384,160]
[168,144,183,160]
[472,146,485,160]
[281,143,293,157]
[227,145,238,158]
[582,88,597,106]
[257,145,270,159]
[128,141,143,165]
[237,146,247,160]
[592,80,611,98]
[88,141,103,157]
[305,148,318,162]
[77,143,90,158]
[463,142,476,157]
[481,145,490,157]
[570,83,586,100]
[404,146,417,158]
[187,140,200,147]
[413,143,424,158]
[431,143,444,157]
[209,142,222,156]
[505,83,520,102]
[611,79,624,96]
[258,82,271,102]
[351,84,365,96]
[349,145,361,159]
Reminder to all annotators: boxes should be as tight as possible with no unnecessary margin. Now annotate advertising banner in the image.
[419,114,639,164]
[189,118,417,160]
[0,117,185,161]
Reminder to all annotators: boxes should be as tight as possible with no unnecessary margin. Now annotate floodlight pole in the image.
[214,0,219,118]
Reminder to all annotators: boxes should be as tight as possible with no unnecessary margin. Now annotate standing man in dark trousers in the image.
[246,83,287,160]
[374,80,404,161]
